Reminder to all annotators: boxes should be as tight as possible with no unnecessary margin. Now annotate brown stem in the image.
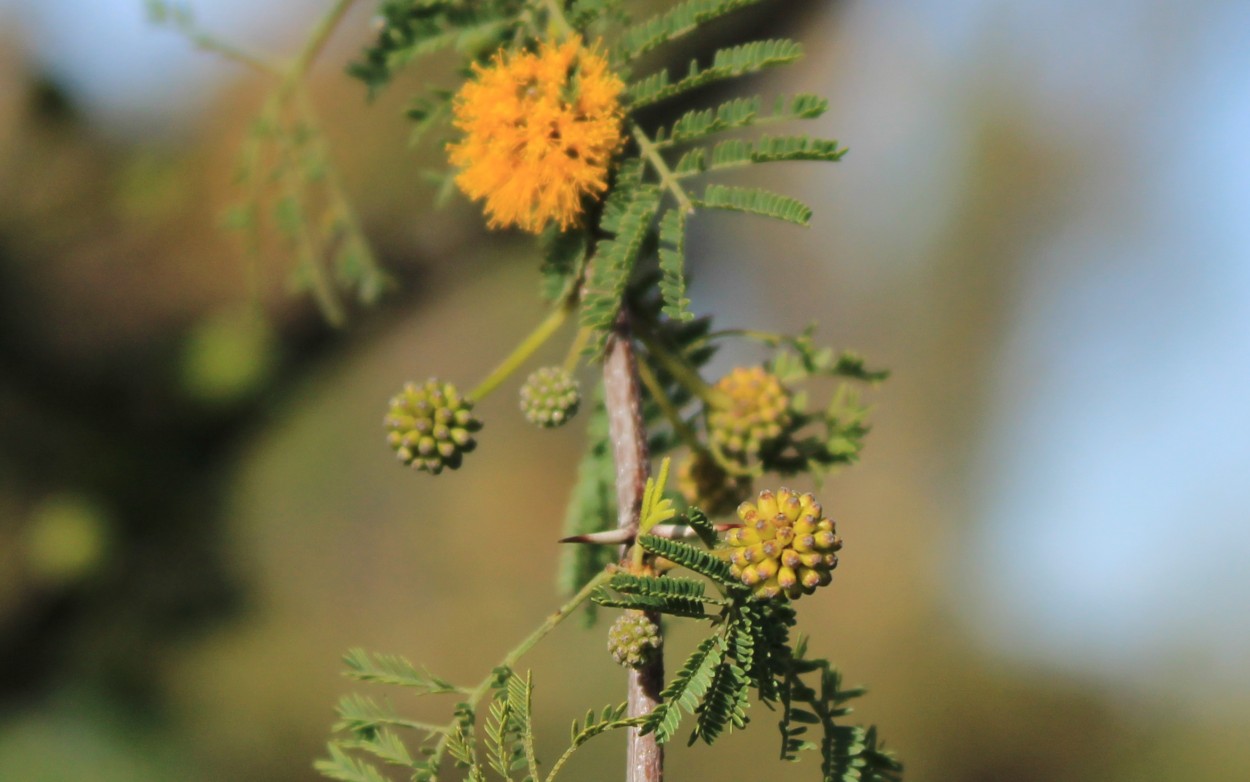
[603,309,664,782]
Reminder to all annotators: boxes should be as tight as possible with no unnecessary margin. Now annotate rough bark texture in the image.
[603,310,664,782]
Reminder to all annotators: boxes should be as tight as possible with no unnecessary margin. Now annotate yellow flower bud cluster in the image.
[607,610,661,668]
[677,450,751,517]
[384,379,481,475]
[707,367,792,460]
[725,488,841,600]
[519,366,580,428]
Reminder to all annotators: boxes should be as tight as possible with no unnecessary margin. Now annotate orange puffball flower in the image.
[447,38,625,233]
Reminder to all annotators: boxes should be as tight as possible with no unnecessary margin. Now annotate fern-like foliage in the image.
[579,181,664,353]
[592,572,716,617]
[655,93,830,146]
[616,0,767,61]
[484,670,538,781]
[316,744,390,782]
[349,0,525,93]
[626,39,805,108]
[645,635,725,743]
[779,642,903,782]
[696,184,813,226]
[342,648,461,693]
[636,535,737,585]
[657,209,692,322]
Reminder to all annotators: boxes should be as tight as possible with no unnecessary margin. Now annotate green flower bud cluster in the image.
[384,379,481,474]
[707,367,791,460]
[519,366,580,428]
[677,451,751,518]
[607,610,661,668]
[725,488,841,600]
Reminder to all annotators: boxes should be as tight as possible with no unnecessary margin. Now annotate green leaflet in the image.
[617,0,768,61]
[591,588,709,618]
[333,693,440,735]
[594,571,712,616]
[628,39,805,109]
[696,184,813,226]
[315,744,389,782]
[608,572,709,600]
[688,135,846,175]
[338,729,417,770]
[657,94,830,146]
[342,648,460,693]
[636,535,737,585]
[657,208,693,322]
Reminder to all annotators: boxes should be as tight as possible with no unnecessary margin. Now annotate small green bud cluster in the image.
[725,488,841,600]
[384,379,481,474]
[707,367,791,459]
[607,610,661,668]
[519,366,580,428]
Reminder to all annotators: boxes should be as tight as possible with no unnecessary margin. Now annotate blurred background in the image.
[1,0,1248,780]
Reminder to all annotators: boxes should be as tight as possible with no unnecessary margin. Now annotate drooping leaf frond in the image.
[779,652,903,782]
[696,184,813,226]
[579,183,663,348]
[617,0,768,61]
[644,635,725,742]
[627,39,805,109]
[692,659,750,744]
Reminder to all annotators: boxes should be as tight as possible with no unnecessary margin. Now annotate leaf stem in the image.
[425,568,614,776]
[291,0,360,81]
[632,122,696,215]
[634,358,703,453]
[470,303,573,402]
[635,329,727,408]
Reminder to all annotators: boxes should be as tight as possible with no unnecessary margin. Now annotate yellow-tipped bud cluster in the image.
[725,488,841,600]
[607,610,661,668]
[519,366,580,428]
[384,379,481,475]
[677,451,751,518]
[708,367,791,459]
